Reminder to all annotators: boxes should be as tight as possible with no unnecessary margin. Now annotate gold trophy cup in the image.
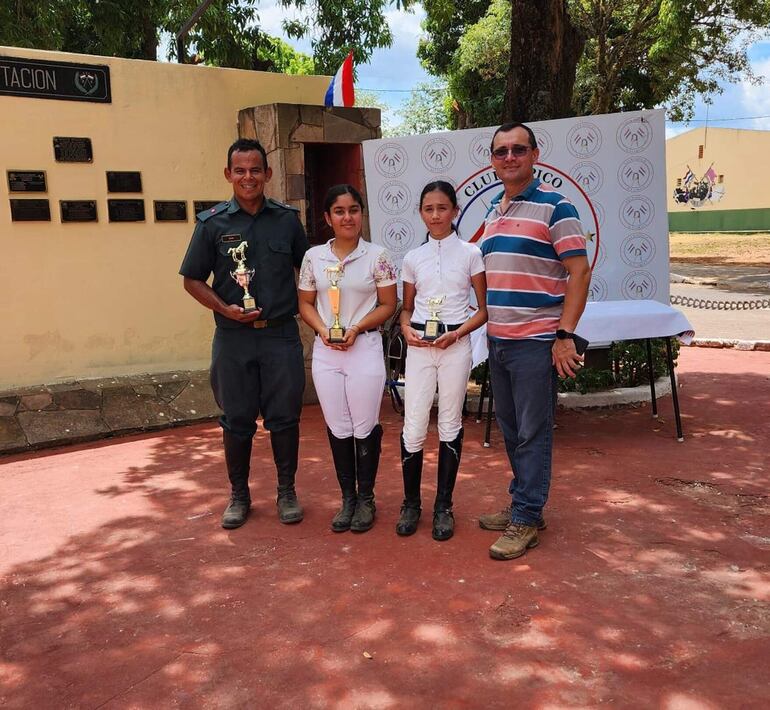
[423,295,445,341]
[325,263,346,343]
[228,241,257,313]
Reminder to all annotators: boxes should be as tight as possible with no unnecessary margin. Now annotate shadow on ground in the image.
[1,349,768,708]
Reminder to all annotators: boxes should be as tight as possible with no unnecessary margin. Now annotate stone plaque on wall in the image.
[7,171,46,192]
[10,199,51,221]
[108,199,145,222]
[61,200,98,222]
[106,171,142,193]
[154,201,187,222]
[54,137,93,163]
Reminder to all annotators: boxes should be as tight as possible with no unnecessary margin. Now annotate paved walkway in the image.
[1,347,768,708]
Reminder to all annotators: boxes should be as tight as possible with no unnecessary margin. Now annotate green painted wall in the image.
[668,208,770,232]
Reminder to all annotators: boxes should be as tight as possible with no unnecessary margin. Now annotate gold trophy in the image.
[228,241,257,313]
[423,295,445,341]
[325,263,346,343]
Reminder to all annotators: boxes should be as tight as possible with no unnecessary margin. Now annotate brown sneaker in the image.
[489,523,539,560]
[478,506,547,531]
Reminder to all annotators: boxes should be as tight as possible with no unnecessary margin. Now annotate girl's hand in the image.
[340,325,360,349]
[402,324,429,347]
[320,329,345,350]
[432,331,461,350]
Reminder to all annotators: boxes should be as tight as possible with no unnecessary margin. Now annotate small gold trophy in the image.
[228,241,257,313]
[325,263,346,343]
[423,296,445,341]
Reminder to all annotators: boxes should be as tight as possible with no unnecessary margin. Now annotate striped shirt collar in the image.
[490,178,542,216]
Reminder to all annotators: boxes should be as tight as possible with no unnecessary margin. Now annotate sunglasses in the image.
[491,144,532,159]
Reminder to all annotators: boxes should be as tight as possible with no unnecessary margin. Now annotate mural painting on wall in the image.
[673,164,725,208]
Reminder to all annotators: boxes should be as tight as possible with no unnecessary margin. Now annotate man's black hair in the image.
[227,138,268,170]
[490,122,538,151]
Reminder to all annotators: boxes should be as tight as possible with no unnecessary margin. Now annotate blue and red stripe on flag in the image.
[324,51,355,108]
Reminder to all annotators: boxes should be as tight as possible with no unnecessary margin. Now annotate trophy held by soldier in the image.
[325,263,346,343]
[423,295,445,342]
[228,241,257,313]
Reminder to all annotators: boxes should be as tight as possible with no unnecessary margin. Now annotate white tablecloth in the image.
[469,299,694,366]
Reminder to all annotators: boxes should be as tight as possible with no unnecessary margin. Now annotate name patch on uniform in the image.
[221,234,242,243]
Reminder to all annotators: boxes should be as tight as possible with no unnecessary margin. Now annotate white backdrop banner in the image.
[362,108,668,303]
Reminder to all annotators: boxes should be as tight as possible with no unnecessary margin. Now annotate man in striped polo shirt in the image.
[478,122,591,561]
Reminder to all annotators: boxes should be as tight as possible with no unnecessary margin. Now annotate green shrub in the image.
[558,338,680,394]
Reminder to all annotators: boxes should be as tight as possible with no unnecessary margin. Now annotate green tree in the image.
[0,0,413,75]
[570,0,770,121]
[419,0,770,126]
[282,0,415,74]
[392,82,450,136]
[417,0,489,127]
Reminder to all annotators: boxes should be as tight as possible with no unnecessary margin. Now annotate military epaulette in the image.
[196,201,229,222]
[266,197,299,212]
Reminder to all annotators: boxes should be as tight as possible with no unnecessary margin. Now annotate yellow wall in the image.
[666,127,770,212]
[0,47,329,389]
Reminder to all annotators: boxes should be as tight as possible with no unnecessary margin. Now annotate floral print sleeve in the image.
[373,250,398,286]
[297,252,316,290]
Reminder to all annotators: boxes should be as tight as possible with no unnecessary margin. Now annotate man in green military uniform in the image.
[180,138,310,529]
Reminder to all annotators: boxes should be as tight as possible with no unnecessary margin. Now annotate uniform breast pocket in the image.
[268,239,294,271]
[218,234,244,257]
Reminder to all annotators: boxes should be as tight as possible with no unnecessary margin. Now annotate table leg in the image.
[646,338,658,418]
[666,337,684,442]
[484,387,494,448]
[476,362,488,423]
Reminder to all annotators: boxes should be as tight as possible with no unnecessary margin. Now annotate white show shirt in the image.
[298,238,397,329]
[401,232,485,325]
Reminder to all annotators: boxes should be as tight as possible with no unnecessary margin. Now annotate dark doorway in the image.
[304,143,363,245]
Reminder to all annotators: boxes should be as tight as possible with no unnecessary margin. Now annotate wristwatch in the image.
[555,329,575,340]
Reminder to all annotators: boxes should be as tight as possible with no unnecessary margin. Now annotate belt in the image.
[317,327,379,335]
[252,314,295,329]
[410,321,462,334]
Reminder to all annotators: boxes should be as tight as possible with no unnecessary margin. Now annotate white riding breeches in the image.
[312,331,386,439]
[402,335,472,453]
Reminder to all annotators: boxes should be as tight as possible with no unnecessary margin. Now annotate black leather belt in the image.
[252,314,295,329]
[410,321,462,334]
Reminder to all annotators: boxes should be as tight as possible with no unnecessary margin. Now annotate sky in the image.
[257,2,770,137]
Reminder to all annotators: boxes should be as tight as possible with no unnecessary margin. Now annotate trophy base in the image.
[422,320,441,341]
[328,326,346,343]
[242,297,257,313]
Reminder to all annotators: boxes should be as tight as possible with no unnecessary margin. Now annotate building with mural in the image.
[667,127,770,232]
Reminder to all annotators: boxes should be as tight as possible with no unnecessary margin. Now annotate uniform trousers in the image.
[210,320,305,439]
[312,331,386,439]
[402,335,472,453]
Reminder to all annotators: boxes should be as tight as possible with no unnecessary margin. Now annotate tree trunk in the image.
[503,0,584,122]
[140,11,158,61]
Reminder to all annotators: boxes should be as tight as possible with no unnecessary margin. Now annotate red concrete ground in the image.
[1,348,768,709]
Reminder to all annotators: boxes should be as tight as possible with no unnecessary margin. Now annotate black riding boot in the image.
[222,431,253,529]
[270,425,304,524]
[433,428,463,541]
[350,424,383,532]
[327,428,357,532]
[396,435,423,536]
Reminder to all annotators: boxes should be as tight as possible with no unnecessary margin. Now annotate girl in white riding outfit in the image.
[397,181,488,541]
[298,184,397,533]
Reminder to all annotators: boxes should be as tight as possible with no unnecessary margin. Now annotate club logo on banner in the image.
[454,164,601,273]
[362,109,668,303]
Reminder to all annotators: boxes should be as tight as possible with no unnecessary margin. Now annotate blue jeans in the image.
[488,338,557,526]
